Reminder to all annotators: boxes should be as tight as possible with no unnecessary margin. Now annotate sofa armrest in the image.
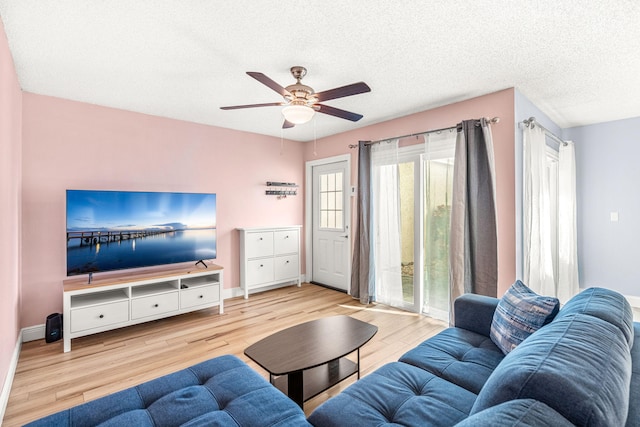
[454,293,499,337]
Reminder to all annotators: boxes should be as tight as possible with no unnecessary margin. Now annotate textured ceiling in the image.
[1,1,639,142]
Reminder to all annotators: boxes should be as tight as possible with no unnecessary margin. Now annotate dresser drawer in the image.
[71,301,129,333]
[275,254,299,281]
[131,292,179,320]
[181,285,220,309]
[246,258,275,287]
[245,231,274,258]
[274,229,299,255]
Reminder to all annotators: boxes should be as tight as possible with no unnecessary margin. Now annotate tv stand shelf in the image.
[71,289,129,308]
[62,263,223,352]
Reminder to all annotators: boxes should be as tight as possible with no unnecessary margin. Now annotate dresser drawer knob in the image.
[99,314,104,319]
[154,304,159,308]
[199,295,204,299]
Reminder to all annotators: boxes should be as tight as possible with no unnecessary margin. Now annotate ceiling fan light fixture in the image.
[282,104,315,124]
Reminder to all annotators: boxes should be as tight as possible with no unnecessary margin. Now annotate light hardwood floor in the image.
[4,283,446,426]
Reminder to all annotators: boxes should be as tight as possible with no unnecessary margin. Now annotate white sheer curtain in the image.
[371,139,404,306]
[423,130,457,320]
[523,125,556,295]
[558,141,579,303]
[523,126,579,302]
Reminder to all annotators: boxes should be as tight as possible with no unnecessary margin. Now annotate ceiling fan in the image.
[221,66,371,128]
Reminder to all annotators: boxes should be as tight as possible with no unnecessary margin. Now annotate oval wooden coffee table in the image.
[244,315,378,408]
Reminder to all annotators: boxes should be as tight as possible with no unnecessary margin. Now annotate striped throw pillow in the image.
[490,280,560,354]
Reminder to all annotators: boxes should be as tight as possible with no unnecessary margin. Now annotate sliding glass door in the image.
[422,150,455,320]
[373,132,456,320]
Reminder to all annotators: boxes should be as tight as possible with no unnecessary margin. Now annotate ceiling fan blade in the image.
[220,102,283,110]
[316,104,364,122]
[315,82,371,102]
[282,120,295,129]
[247,72,291,97]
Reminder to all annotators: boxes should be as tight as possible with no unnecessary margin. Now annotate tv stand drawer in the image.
[181,285,220,309]
[70,301,129,333]
[131,292,179,320]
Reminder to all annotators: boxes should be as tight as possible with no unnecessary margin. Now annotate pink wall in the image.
[0,18,22,397]
[19,87,516,333]
[21,94,305,328]
[304,89,516,296]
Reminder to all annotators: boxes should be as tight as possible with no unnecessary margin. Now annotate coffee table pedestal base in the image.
[271,357,358,408]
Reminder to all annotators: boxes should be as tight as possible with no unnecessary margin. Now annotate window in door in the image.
[319,172,344,230]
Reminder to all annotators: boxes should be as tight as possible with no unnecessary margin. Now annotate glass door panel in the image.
[399,161,416,308]
[373,139,455,318]
[423,158,454,321]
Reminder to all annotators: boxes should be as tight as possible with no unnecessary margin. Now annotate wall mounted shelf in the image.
[266,181,298,197]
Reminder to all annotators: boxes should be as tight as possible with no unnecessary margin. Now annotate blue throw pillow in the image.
[490,280,559,354]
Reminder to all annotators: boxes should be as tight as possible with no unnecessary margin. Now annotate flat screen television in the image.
[66,190,217,276]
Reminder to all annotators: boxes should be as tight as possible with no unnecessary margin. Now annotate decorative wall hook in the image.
[266,181,298,198]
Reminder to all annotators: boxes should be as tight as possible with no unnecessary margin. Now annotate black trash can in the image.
[45,313,62,343]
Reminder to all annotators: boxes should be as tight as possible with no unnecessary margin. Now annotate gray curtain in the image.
[449,118,498,320]
[350,141,374,304]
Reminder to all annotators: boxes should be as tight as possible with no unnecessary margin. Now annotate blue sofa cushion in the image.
[489,280,559,354]
[556,286,635,347]
[399,327,504,394]
[454,293,500,337]
[455,399,574,426]
[308,362,477,427]
[627,323,640,427]
[472,314,632,427]
[25,355,311,427]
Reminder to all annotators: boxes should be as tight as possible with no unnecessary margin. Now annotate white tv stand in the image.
[62,263,223,352]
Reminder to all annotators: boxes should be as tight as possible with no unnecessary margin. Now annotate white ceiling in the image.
[1,1,639,142]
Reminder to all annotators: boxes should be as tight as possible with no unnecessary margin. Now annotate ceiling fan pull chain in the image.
[280,127,284,155]
[313,115,318,156]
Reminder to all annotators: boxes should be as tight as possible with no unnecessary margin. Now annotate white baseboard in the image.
[224,287,245,299]
[223,274,305,299]
[625,295,640,322]
[22,324,45,342]
[223,276,307,300]
[1,331,22,424]
[625,294,640,309]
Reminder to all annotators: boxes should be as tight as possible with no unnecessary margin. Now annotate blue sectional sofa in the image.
[309,287,640,427]
[26,287,639,426]
[25,354,311,427]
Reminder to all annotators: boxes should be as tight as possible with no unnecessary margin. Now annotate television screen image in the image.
[66,190,217,276]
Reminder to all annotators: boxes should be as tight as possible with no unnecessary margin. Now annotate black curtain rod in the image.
[348,116,500,148]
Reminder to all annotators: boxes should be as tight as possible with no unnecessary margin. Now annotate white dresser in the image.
[238,226,302,299]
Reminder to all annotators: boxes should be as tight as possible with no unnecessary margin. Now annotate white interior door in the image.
[311,160,350,291]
